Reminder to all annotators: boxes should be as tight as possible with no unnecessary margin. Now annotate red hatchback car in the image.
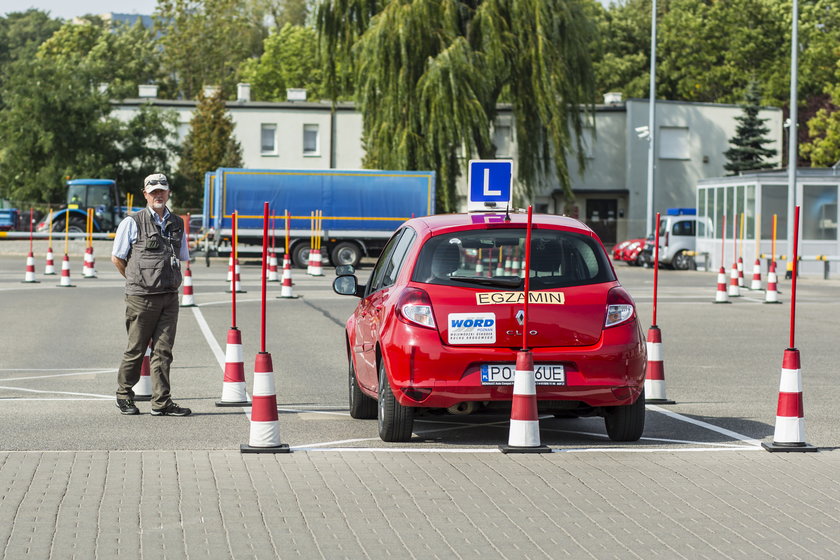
[333,212,647,443]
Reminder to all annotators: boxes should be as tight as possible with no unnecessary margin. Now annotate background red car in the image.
[334,212,647,443]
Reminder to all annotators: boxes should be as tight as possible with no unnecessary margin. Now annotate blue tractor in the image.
[38,179,130,234]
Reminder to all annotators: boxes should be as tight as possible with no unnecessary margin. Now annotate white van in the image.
[655,209,712,270]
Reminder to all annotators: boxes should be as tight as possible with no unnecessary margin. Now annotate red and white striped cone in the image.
[58,254,75,288]
[762,348,817,452]
[241,352,290,453]
[216,327,250,406]
[475,258,484,276]
[132,344,153,401]
[82,246,97,278]
[511,256,521,278]
[278,255,297,299]
[180,267,196,307]
[226,255,234,282]
[310,249,324,276]
[727,263,741,297]
[44,247,56,275]
[764,262,781,304]
[750,259,762,290]
[226,259,246,293]
[23,252,39,283]
[714,266,730,303]
[644,325,674,404]
[306,249,314,275]
[268,252,279,282]
[736,256,744,288]
[500,350,550,453]
[503,257,513,276]
[495,252,504,276]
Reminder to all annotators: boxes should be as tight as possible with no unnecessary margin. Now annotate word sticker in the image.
[475,291,565,305]
[448,313,496,345]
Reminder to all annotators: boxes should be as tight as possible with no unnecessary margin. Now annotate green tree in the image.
[589,0,652,99]
[264,0,310,27]
[801,66,840,167]
[0,10,63,110]
[177,90,243,209]
[723,82,779,174]
[317,0,597,212]
[155,0,268,100]
[239,23,324,101]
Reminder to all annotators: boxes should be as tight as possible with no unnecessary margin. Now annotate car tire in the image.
[377,360,414,442]
[348,353,376,419]
[67,216,87,233]
[331,242,362,268]
[672,250,692,271]
[603,389,645,442]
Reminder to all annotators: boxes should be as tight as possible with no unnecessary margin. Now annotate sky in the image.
[7,1,158,20]
[8,0,617,21]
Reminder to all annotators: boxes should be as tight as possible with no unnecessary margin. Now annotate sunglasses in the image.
[146,179,168,186]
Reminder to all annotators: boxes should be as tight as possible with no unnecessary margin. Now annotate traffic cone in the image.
[736,256,744,288]
[727,263,740,297]
[495,251,504,277]
[216,327,250,406]
[226,255,234,282]
[475,256,484,276]
[268,251,279,282]
[82,246,97,278]
[226,259,246,293]
[23,251,39,283]
[132,344,153,401]
[44,247,56,275]
[714,266,730,304]
[762,348,817,452]
[58,254,75,288]
[750,259,762,291]
[500,350,550,453]
[511,252,521,278]
[310,249,324,276]
[644,325,674,404]
[181,267,196,307]
[764,262,781,304]
[241,352,290,453]
[278,254,297,299]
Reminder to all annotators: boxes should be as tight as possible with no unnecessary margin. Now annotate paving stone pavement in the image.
[1,449,839,559]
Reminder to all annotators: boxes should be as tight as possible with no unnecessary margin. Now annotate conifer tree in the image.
[177,89,243,210]
[723,82,778,175]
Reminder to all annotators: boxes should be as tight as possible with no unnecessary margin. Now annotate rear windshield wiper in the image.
[448,276,522,288]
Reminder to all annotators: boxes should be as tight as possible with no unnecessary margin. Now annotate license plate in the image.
[480,364,566,386]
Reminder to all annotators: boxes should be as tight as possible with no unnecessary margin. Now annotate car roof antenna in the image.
[504,202,511,223]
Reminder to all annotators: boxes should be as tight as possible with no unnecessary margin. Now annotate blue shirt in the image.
[112,208,190,261]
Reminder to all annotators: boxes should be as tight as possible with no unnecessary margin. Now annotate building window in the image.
[493,124,512,158]
[803,184,838,240]
[659,127,690,160]
[303,124,319,156]
[261,124,277,154]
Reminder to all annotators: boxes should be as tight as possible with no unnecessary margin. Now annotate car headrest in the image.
[530,239,562,273]
[431,243,461,277]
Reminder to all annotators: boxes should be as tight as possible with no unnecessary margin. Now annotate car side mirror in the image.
[333,275,364,297]
[335,264,356,276]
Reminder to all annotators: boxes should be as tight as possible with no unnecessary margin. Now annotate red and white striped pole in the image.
[241,203,289,453]
[501,206,549,453]
[763,206,816,452]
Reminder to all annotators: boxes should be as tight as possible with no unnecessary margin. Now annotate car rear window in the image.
[411,228,615,289]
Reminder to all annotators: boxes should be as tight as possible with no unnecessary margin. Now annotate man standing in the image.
[112,173,192,416]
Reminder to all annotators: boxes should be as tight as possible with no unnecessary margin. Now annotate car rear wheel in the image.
[348,353,376,419]
[603,389,645,442]
[377,360,414,442]
[672,250,692,270]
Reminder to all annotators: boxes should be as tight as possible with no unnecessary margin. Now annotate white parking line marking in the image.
[0,370,115,382]
[0,386,112,399]
[646,404,762,446]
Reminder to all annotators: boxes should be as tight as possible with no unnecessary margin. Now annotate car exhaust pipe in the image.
[447,401,478,415]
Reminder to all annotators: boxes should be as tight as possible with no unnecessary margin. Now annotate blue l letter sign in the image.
[467,160,512,212]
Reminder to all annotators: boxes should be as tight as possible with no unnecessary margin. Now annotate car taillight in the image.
[605,286,635,328]
[396,287,436,329]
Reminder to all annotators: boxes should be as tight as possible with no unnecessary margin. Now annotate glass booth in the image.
[696,169,840,276]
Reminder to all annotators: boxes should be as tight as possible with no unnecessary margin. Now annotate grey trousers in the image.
[116,292,180,408]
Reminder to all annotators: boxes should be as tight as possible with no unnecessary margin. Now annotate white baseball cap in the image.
[144,173,170,193]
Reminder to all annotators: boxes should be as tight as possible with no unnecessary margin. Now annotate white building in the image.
[114,86,783,245]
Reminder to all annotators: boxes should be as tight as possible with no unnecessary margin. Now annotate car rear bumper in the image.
[381,321,646,409]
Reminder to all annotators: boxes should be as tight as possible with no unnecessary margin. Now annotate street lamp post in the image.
[787,0,799,250]
[646,0,658,236]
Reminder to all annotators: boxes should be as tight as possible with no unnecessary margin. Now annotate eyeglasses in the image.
[146,179,168,186]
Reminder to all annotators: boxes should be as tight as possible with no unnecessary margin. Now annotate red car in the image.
[333,212,647,443]
[613,237,648,266]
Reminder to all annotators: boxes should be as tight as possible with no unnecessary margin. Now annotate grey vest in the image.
[125,210,184,295]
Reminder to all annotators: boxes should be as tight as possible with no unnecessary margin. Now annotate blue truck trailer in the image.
[203,168,436,268]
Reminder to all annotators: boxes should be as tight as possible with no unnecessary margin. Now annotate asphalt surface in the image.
[1,241,839,559]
